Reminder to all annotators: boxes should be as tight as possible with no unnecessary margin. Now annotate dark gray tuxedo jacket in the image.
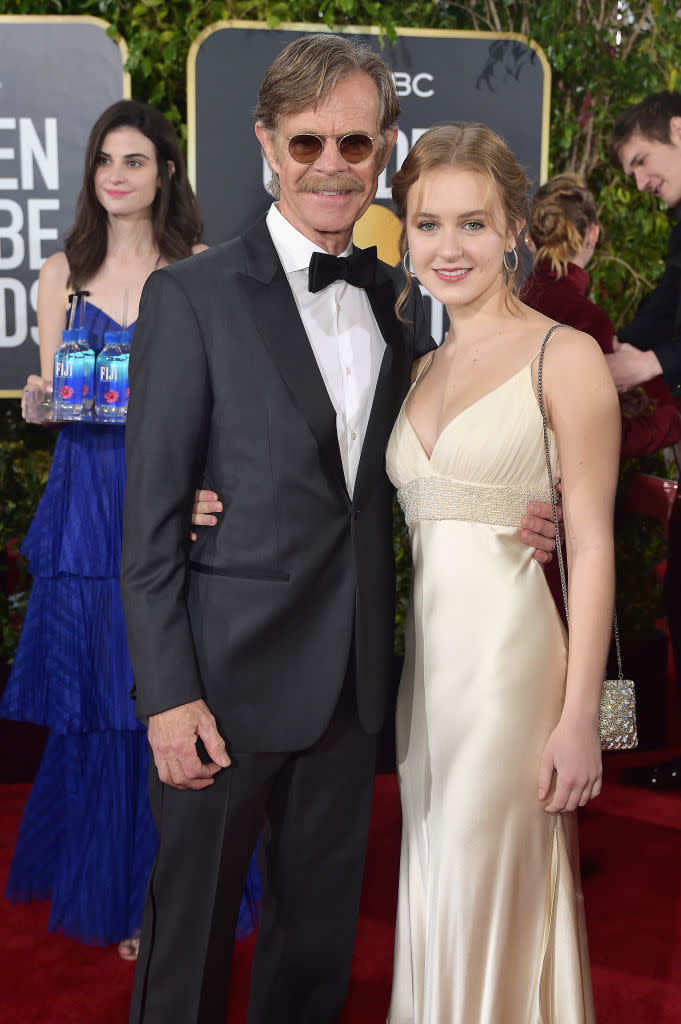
[120,215,432,753]
[620,219,681,395]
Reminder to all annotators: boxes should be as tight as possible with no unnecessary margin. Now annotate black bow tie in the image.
[308,246,377,294]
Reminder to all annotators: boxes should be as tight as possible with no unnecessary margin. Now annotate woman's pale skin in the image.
[403,164,621,814]
[24,125,207,399]
[22,125,213,521]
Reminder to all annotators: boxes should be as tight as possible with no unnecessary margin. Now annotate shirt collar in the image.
[266,203,353,275]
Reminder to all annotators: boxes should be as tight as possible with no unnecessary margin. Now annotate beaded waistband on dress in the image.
[397,476,552,528]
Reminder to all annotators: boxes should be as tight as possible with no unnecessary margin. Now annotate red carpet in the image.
[1,767,681,1023]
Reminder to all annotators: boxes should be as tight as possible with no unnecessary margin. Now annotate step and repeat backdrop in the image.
[0,16,128,395]
[189,23,549,244]
[0,18,548,391]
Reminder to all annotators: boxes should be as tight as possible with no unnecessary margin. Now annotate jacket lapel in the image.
[239,218,348,500]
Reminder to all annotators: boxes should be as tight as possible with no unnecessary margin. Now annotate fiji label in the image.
[54,358,83,405]
[95,357,129,414]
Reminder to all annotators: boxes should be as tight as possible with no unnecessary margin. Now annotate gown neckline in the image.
[404,359,534,464]
[75,301,138,331]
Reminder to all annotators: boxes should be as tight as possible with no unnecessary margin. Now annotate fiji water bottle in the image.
[119,330,131,415]
[95,331,129,421]
[53,329,85,418]
[77,327,95,412]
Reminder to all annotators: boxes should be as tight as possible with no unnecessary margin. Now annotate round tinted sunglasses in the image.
[285,132,377,165]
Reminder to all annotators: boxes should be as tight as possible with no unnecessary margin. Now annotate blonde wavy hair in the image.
[391,122,530,321]
[527,173,598,278]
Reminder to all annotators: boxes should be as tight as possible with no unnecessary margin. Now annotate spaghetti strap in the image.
[410,350,435,390]
[530,323,570,369]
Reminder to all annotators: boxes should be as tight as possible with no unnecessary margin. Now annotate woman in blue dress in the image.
[2,100,259,959]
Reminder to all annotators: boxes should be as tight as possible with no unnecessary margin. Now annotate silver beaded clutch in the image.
[537,326,638,752]
[599,677,638,750]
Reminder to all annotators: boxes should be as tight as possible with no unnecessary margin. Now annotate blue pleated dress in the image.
[1,303,260,945]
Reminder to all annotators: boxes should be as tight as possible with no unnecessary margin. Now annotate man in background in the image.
[609,91,681,788]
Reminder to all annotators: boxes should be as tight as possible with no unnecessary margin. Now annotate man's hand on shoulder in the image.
[147,698,230,790]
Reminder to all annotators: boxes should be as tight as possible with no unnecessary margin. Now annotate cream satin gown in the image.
[385,348,596,1024]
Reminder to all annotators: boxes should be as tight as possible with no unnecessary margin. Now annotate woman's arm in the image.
[21,252,70,419]
[36,251,70,380]
[538,327,621,813]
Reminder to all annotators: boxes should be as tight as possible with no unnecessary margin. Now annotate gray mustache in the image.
[297,177,365,195]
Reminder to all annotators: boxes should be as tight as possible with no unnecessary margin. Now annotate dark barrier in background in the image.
[0,16,128,395]
[188,22,549,340]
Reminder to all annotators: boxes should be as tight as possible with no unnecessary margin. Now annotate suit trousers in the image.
[129,674,377,1024]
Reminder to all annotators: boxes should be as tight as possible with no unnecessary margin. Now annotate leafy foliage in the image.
[0,406,54,663]
[3,1,681,656]
[613,452,669,638]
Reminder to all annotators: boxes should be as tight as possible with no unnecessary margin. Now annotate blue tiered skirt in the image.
[1,422,260,944]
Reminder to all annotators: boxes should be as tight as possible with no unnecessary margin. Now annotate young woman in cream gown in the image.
[385,123,620,1023]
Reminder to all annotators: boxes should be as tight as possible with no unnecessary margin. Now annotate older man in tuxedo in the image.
[121,32,556,1024]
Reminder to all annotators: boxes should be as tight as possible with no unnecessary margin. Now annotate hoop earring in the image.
[503,247,519,273]
[402,249,412,276]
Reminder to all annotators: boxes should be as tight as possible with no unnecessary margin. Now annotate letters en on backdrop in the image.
[0,16,127,395]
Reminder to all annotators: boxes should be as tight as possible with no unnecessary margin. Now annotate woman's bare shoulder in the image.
[39,250,69,287]
[543,325,606,372]
[192,243,209,255]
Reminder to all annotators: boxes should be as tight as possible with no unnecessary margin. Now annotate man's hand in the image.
[147,698,230,790]
[605,344,662,391]
[520,500,562,565]
[190,489,223,542]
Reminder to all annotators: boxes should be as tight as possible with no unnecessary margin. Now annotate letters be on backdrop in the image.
[0,16,127,394]
[0,117,60,351]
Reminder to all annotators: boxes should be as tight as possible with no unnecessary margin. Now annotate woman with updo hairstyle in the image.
[523,174,681,458]
[385,124,620,1021]
[522,174,612,349]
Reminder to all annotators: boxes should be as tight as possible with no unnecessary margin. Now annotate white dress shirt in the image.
[266,203,386,498]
